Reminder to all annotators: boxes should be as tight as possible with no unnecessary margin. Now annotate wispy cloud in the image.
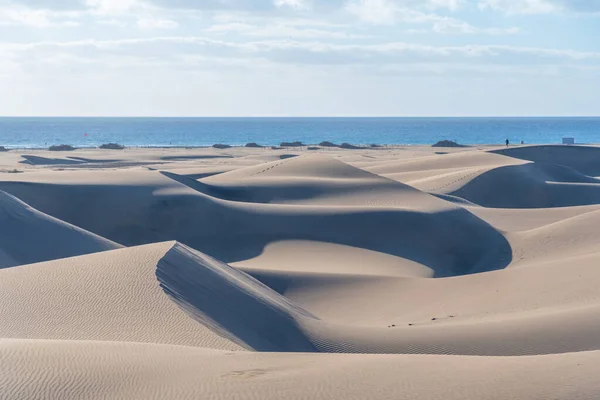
[1,0,598,116]
[137,17,178,29]
[4,36,599,66]
[345,0,519,34]
[478,0,600,14]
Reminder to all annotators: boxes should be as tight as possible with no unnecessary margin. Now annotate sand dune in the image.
[195,154,447,207]
[0,164,511,277]
[4,238,596,357]
[449,162,600,208]
[364,149,522,175]
[243,251,600,328]
[492,144,600,176]
[2,144,600,398]
[233,239,433,277]
[508,209,600,266]
[0,190,120,268]
[0,242,243,350]
[154,242,600,356]
[466,204,600,231]
[2,339,600,400]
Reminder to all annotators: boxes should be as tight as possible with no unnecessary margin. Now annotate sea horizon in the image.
[2,116,600,149]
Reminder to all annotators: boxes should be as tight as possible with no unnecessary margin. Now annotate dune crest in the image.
[157,243,317,352]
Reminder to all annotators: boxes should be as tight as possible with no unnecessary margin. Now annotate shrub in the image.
[340,142,363,149]
[0,146,8,152]
[432,140,467,148]
[319,141,339,147]
[271,146,283,150]
[280,141,304,147]
[212,144,232,149]
[307,146,320,150]
[245,142,263,148]
[99,143,125,150]
[49,144,75,151]
[370,143,382,148]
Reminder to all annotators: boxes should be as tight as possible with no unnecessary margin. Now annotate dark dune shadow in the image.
[188,208,512,278]
[238,268,382,296]
[67,157,122,163]
[0,190,120,269]
[21,155,161,169]
[20,155,84,166]
[0,180,512,278]
[161,171,247,201]
[161,171,327,204]
[156,243,318,352]
[183,172,230,179]
[491,145,600,176]
[161,155,234,161]
[451,163,600,209]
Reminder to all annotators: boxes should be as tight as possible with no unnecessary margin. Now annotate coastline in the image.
[2,142,597,151]
[2,116,600,150]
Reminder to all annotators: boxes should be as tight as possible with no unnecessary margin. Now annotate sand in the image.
[2,144,600,399]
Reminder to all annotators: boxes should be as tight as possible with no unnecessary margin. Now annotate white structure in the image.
[562,137,575,145]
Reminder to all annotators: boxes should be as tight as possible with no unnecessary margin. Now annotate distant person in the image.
[520,140,524,145]
[505,139,509,147]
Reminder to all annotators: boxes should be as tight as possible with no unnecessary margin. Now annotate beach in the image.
[2,143,600,399]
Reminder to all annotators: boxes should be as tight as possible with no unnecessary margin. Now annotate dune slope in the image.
[0,243,243,350]
[2,339,600,400]
[450,162,600,208]
[0,190,121,268]
[157,243,600,356]
[492,144,600,176]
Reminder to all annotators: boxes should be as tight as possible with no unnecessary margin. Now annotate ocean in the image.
[1,117,599,149]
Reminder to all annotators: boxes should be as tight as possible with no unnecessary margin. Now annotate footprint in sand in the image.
[222,369,268,379]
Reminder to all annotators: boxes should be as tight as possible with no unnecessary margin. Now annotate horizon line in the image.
[1,115,600,119]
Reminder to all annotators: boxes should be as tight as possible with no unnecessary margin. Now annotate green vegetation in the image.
[49,144,76,151]
[99,143,125,150]
[432,140,467,148]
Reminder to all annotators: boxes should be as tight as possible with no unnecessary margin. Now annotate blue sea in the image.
[1,117,599,148]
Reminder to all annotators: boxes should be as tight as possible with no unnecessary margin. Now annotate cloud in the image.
[206,22,367,39]
[137,17,178,29]
[426,0,463,10]
[0,5,80,27]
[478,0,557,14]
[4,0,599,16]
[274,0,311,10]
[0,0,84,10]
[478,0,600,14]
[345,0,398,24]
[4,36,599,68]
[345,0,518,34]
[431,19,520,34]
[85,0,142,14]
[0,0,526,35]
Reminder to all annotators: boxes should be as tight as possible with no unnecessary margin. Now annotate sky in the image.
[0,0,599,116]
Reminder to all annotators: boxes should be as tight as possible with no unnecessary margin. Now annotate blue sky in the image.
[0,0,599,116]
